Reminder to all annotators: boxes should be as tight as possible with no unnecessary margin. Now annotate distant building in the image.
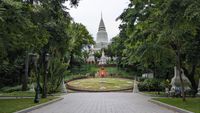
[142,73,154,79]
[94,14,109,51]
[86,14,109,64]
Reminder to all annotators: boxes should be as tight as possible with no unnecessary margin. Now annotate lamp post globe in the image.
[45,53,50,61]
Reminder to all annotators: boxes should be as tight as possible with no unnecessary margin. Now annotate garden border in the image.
[14,97,63,113]
[149,99,194,113]
[66,77,134,92]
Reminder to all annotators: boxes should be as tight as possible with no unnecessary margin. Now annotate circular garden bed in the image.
[66,78,134,92]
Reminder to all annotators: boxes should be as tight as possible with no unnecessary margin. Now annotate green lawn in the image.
[69,64,98,75]
[0,97,57,113]
[66,64,134,81]
[106,67,132,78]
[67,78,134,91]
[143,91,166,97]
[154,98,200,113]
[0,91,35,97]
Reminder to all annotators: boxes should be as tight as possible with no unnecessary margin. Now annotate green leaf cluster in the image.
[0,0,94,92]
[111,0,200,93]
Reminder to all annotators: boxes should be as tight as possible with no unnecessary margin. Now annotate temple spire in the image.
[101,11,102,19]
[96,13,108,47]
[98,12,106,31]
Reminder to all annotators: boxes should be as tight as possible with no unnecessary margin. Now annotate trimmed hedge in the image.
[138,78,165,91]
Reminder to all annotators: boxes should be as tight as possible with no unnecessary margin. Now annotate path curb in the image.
[138,92,167,97]
[66,78,134,92]
[138,92,152,97]
[14,97,63,113]
[149,99,194,113]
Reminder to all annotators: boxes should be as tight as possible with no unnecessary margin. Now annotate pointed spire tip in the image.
[101,11,103,19]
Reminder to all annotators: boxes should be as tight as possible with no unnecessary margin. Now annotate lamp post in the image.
[31,53,40,103]
[42,53,50,98]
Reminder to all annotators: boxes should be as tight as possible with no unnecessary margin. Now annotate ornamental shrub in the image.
[138,78,164,91]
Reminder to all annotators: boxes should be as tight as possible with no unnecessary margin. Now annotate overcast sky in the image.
[65,0,129,41]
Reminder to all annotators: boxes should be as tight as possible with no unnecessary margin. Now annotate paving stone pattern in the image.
[29,93,175,113]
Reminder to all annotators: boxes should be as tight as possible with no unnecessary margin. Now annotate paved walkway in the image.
[29,93,175,113]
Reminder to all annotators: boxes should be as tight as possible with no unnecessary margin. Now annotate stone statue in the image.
[61,79,67,93]
[170,66,191,94]
[197,79,200,96]
[98,67,107,78]
[133,81,139,93]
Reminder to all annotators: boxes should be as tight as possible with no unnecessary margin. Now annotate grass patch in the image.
[0,85,22,92]
[0,96,57,113]
[67,78,134,91]
[105,67,134,78]
[154,98,200,113]
[64,74,87,81]
[0,91,35,97]
[66,64,134,81]
[143,91,166,97]
[65,64,99,81]
[69,64,98,75]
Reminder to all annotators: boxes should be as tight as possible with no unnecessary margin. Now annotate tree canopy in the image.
[109,0,200,99]
[0,0,94,93]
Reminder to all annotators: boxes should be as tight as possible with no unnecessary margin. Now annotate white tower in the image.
[95,14,108,50]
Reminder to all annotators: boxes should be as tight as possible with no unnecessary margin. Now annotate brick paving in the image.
[29,93,175,113]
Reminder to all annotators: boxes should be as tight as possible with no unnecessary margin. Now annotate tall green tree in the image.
[0,0,95,97]
[116,0,200,101]
[68,22,94,67]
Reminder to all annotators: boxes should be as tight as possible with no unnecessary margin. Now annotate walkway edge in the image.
[14,97,64,113]
[149,99,194,113]
[138,92,152,97]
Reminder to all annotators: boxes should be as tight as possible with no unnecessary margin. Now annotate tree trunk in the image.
[22,51,29,91]
[42,65,48,98]
[152,61,160,95]
[69,52,74,68]
[176,50,186,101]
[188,65,197,93]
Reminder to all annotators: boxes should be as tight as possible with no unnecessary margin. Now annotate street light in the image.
[30,53,40,103]
[42,53,50,98]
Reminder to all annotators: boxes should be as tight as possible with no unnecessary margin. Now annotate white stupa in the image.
[94,14,109,51]
[86,13,109,64]
[98,50,107,65]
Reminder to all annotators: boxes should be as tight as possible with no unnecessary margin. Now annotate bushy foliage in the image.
[47,58,69,93]
[0,0,94,94]
[138,78,164,91]
[110,0,200,96]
